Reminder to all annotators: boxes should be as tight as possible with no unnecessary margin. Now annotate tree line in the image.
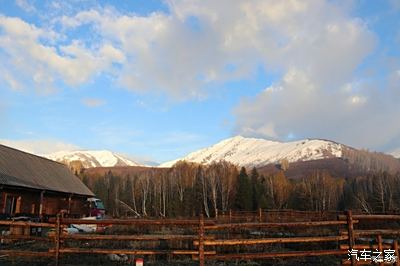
[80,160,400,217]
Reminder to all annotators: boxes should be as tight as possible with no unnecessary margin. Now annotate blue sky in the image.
[0,0,400,163]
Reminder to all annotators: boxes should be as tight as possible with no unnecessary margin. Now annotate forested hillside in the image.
[79,151,400,217]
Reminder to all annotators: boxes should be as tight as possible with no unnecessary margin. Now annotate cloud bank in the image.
[1,0,399,150]
[0,139,79,155]
[0,15,124,93]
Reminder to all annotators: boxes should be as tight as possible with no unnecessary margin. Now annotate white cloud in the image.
[15,0,36,13]
[1,1,375,100]
[234,67,400,150]
[349,96,367,105]
[47,0,377,103]
[1,1,399,151]
[0,68,23,91]
[81,98,105,107]
[389,0,400,10]
[0,15,124,93]
[206,0,393,150]
[0,139,79,155]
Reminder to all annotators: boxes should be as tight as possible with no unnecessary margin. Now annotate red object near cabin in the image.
[87,198,106,218]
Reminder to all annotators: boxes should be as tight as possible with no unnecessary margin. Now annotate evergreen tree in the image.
[234,167,252,210]
[250,167,267,210]
[190,166,204,216]
[93,177,108,209]
[123,176,133,206]
[82,175,90,187]
[258,175,268,209]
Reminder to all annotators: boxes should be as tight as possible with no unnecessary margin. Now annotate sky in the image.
[0,0,400,164]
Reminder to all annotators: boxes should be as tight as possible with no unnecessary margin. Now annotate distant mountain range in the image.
[160,136,345,167]
[42,136,399,169]
[45,150,143,168]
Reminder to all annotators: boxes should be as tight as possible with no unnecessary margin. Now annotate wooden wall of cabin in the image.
[0,191,5,215]
[0,191,4,213]
[42,194,61,216]
[0,188,40,216]
[0,187,89,218]
[42,194,88,217]
[69,197,89,217]
[19,191,40,214]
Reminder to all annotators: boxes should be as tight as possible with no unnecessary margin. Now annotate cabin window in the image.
[15,196,21,213]
[5,195,17,215]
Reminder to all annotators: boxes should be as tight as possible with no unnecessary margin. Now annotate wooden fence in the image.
[0,210,400,265]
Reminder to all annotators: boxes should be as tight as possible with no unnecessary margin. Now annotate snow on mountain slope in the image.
[391,150,400,159]
[160,136,344,167]
[45,150,143,168]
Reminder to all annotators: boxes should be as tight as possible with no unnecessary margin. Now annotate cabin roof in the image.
[0,144,94,196]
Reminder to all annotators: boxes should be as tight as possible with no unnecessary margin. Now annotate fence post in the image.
[258,208,262,223]
[55,213,61,266]
[377,235,384,266]
[229,209,232,223]
[199,213,205,266]
[393,240,399,266]
[346,210,355,266]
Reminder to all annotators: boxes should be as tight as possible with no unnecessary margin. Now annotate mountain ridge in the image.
[45,150,143,168]
[160,136,345,167]
[42,136,399,169]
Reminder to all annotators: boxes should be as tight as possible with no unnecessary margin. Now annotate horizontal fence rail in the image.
[0,209,400,265]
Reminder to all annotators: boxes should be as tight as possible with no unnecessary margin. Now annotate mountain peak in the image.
[160,136,344,167]
[45,150,143,168]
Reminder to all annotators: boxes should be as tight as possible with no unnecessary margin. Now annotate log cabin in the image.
[0,144,94,220]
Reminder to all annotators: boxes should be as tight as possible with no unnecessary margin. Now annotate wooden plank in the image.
[61,234,206,241]
[342,259,374,265]
[354,229,400,236]
[394,240,399,266]
[0,250,54,257]
[54,218,215,226]
[339,244,393,250]
[194,235,348,246]
[208,250,347,260]
[356,214,400,220]
[338,214,400,220]
[377,235,384,266]
[55,214,61,266]
[346,210,355,266]
[51,248,215,255]
[199,214,205,266]
[0,220,55,228]
[0,235,52,241]
[205,220,350,230]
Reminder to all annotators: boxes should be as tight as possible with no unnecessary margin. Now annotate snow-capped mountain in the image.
[391,150,400,159]
[160,136,344,167]
[45,150,143,168]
